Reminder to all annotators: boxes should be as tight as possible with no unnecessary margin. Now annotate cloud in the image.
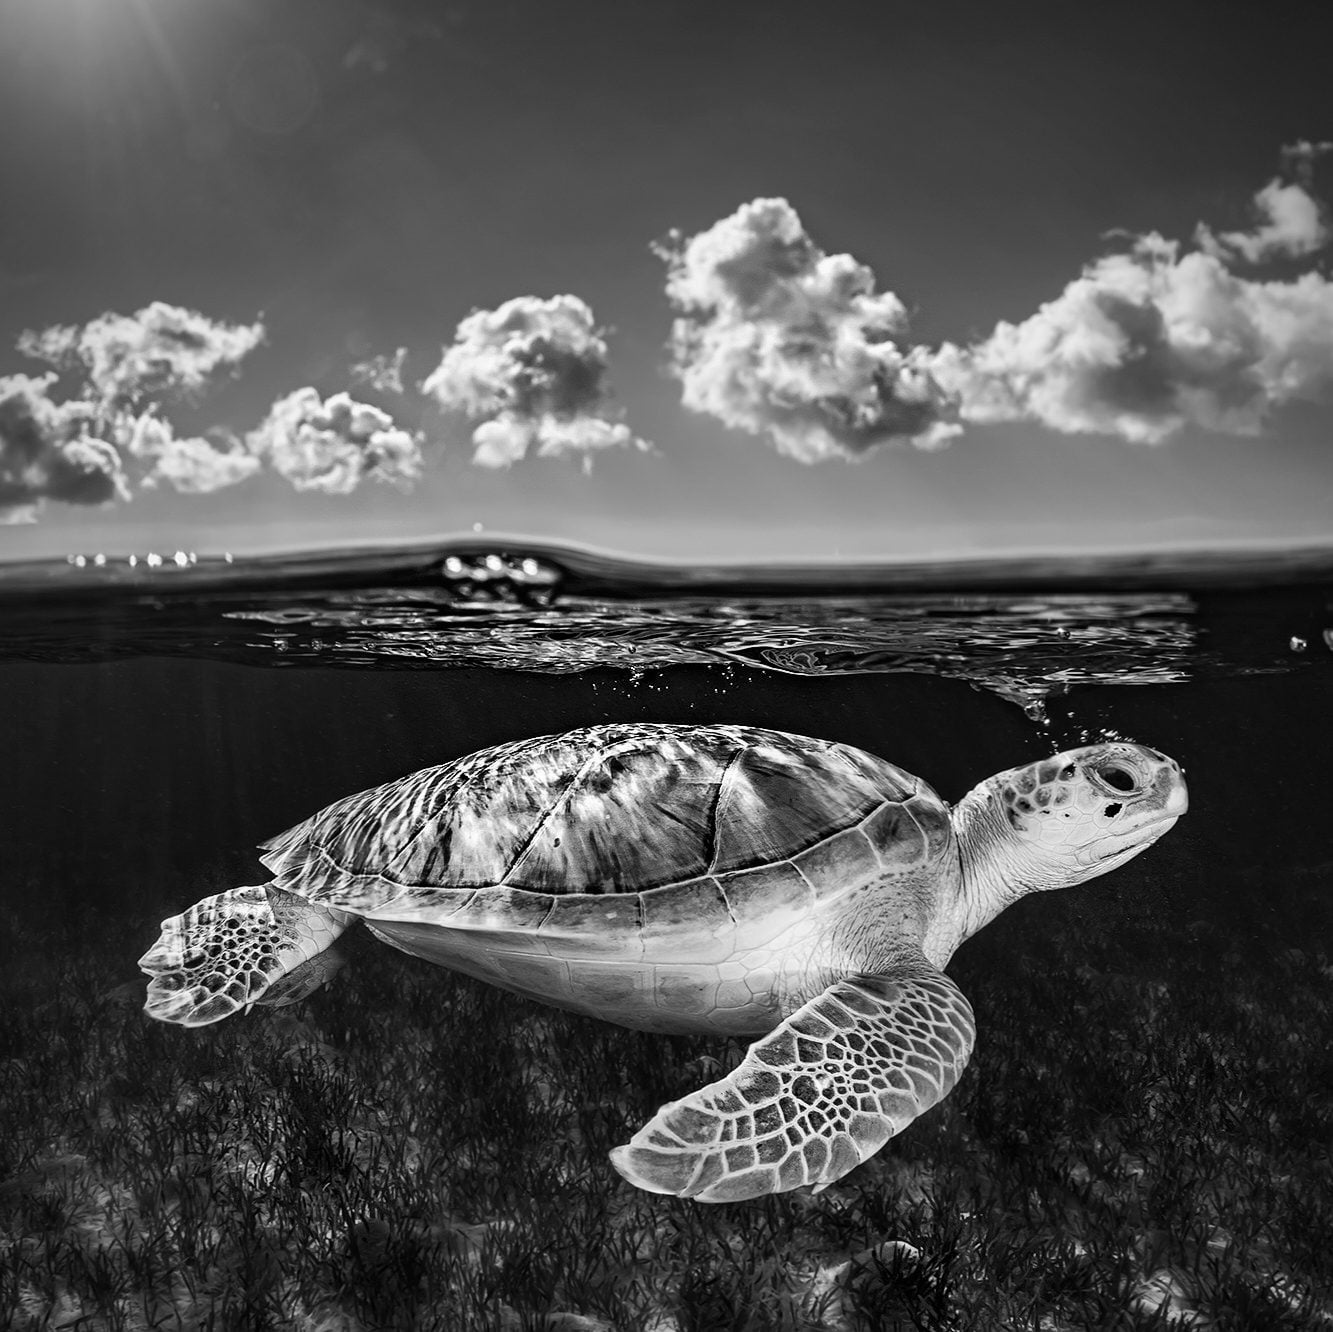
[931,144,1333,446]
[0,360,419,517]
[1196,179,1328,265]
[656,198,959,462]
[349,346,408,395]
[125,414,263,495]
[0,373,128,518]
[1195,141,1330,265]
[18,302,265,411]
[1281,139,1333,184]
[934,224,1333,444]
[666,153,1332,457]
[5,302,271,513]
[421,294,647,468]
[247,387,422,494]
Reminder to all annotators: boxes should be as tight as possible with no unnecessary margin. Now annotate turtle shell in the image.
[259,723,952,916]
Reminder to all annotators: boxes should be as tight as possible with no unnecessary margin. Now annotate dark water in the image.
[2,543,1331,1330]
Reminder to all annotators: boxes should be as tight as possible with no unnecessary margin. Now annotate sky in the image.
[1,0,1331,567]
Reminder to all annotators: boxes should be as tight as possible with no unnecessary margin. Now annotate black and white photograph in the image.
[1,2,1330,1328]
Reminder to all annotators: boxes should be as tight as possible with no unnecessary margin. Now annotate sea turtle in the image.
[139,723,1187,1203]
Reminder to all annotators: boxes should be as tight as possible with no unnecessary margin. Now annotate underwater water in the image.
[1,542,1331,1332]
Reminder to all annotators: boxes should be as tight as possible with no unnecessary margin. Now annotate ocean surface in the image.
[1,540,1331,1331]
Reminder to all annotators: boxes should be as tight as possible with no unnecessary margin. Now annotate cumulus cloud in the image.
[19,302,265,411]
[3,301,268,515]
[0,373,127,519]
[421,295,647,468]
[665,151,1333,457]
[656,198,959,462]
[125,414,263,495]
[247,387,422,494]
[934,224,1333,444]
[2,302,421,516]
[1196,164,1329,265]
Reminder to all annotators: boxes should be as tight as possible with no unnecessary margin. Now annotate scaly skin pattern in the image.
[137,730,938,1029]
[137,726,1187,1203]
[609,740,1187,1201]
[363,789,949,1036]
[611,963,976,1202]
[255,724,927,908]
[138,886,352,1026]
[141,724,947,1033]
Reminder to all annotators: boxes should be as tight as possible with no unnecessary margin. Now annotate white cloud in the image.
[421,294,647,468]
[933,224,1333,444]
[1,350,420,515]
[126,414,263,495]
[1197,179,1328,265]
[656,197,958,462]
[247,387,422,494]
[7,303,269,513]
[349,346,408,395]
[668,152,1333,457]
[1195,141,1330,265]
[0,373,127,518]
[18,302,265,411]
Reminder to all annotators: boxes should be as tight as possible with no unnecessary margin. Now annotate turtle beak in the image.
[1152,758,1189,821]
[1131,746,1188,819]
[1165,778,1188,817]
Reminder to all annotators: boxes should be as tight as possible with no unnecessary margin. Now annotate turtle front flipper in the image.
[138,885,353,1027]
[610,963,975,1203]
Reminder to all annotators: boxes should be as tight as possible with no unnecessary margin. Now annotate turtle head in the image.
[991,742,1188,880]
[954,742,1187,935]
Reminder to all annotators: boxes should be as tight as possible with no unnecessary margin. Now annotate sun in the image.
[3,0,191,108]
[2,0,208,214]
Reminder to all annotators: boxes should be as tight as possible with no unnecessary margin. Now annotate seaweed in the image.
[1,879,1330,1331]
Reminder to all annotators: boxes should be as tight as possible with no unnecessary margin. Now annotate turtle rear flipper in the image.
[139,885,352,1027]
[609,962,975,1203]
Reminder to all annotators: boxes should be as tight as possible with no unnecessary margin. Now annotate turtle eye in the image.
[1098,765,1136,793]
